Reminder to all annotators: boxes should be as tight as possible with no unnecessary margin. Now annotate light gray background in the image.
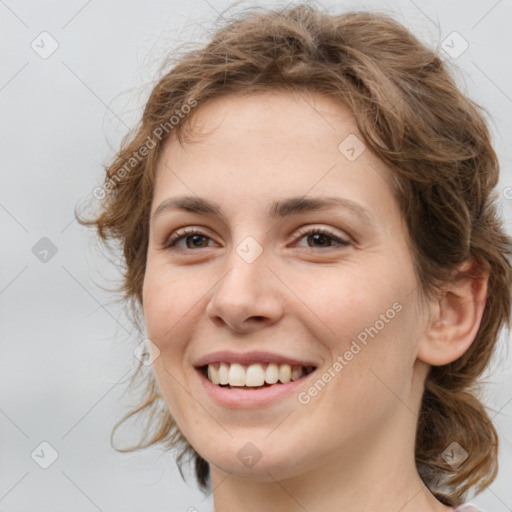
[1,0,511,511]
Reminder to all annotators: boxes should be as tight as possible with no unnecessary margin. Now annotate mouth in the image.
[198,362,317,390]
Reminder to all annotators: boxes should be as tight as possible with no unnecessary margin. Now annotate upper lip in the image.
[193,350,319,368]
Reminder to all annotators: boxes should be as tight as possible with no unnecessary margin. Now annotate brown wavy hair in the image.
[78,2,512,506]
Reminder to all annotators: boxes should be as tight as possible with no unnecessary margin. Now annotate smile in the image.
[196,362,319,408]
[202,362,316,389]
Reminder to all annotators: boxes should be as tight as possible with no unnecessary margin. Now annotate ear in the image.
[417,259,489,366]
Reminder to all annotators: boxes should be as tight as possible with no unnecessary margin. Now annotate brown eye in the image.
[295,227,351,250]
[164,228,214,249]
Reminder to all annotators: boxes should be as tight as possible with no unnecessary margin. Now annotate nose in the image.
[205,248,285,333]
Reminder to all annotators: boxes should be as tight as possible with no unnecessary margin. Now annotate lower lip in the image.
[196,367,316,408]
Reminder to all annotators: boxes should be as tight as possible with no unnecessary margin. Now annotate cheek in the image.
[315,312,416,437]
[305,268,403,342]
[142,265,184,345]
[142,262,209,370]
[142,268,195,421]
[142,270,163,336]
[314,267,417,387]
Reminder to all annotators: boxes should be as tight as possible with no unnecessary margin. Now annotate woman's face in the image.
[143,91,432,481]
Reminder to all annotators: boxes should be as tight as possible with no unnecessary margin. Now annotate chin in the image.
[203,442,310,481]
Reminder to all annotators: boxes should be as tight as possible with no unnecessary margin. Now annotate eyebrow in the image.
[152,195,377,228]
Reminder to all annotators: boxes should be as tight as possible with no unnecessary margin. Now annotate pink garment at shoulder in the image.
[452,504,485,512]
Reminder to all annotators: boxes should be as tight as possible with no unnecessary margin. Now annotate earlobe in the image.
[417,259,489,366]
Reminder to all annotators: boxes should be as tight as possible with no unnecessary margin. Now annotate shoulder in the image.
[452,504,486,512]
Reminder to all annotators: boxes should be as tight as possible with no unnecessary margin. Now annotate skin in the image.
[142,90,488,512]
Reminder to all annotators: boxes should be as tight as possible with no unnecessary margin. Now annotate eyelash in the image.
[163,226,351,251]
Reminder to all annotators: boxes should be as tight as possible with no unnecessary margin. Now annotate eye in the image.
[163,226,351,251]
[163,227,215,250]
[294,226,351,250]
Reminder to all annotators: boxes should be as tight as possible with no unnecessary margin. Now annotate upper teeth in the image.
[207,362,309,387]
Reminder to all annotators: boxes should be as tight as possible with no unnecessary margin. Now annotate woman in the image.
[80,3,512,511]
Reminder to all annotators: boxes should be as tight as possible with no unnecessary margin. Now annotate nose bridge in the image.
[206,232,284,330]
[216,235,271,304]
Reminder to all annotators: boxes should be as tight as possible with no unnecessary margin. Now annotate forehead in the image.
[152,90,401,230]
[157,90,391,182]
[173,89,360,149]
